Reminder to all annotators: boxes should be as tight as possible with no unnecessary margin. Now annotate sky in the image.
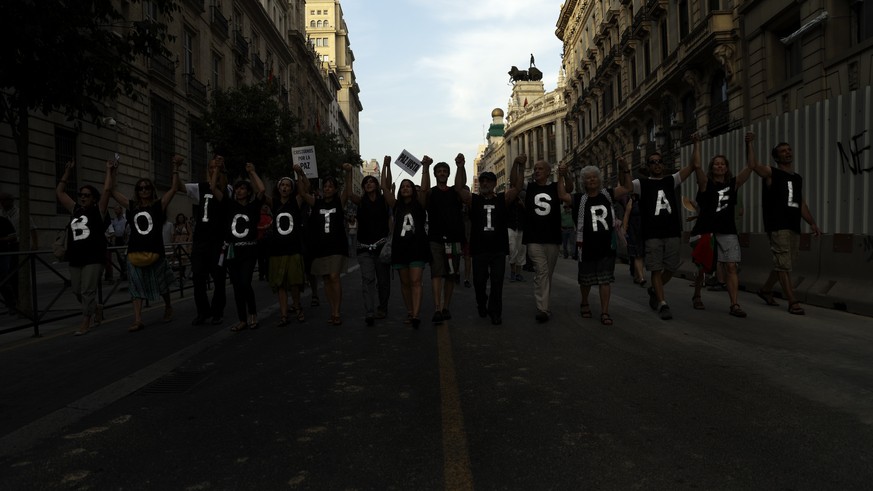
[340,0,565,181]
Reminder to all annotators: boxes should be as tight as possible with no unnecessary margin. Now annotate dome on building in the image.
[491,108,504,118]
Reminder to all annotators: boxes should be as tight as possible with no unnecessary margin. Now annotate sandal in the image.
[580,303,592,318]
[404,313,413,325]
[277,315,289,327]
[329,314,342,325]
[248,316,259,329]
[295,308,305,323]
[74,328,91,336]
[600,313,613,326]
[756,289,780,307]
[692,295,705,310]
[729,304,748,318]
[230,322,248,332]
[788,301,805,315]
[311,297,320,307]
[128,321,145,332]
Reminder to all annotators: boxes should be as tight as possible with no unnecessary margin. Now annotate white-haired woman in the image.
[558,159,633,325]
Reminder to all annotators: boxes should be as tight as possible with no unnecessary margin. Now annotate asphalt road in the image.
[1,257,872,490]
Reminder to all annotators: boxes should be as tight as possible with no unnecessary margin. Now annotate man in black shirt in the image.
[747,133,822,315]
[421,155,466,324]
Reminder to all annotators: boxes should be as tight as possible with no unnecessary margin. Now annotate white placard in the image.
[395,149,422,177]
[292,146,318,178]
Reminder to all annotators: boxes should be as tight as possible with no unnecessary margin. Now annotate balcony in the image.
[676,12,734,65]
[210,7,228,39]
[632,10,650,39]
[252,53,265,78]
[184,0,205,13]
[148,53,176,84]
[646,0,668,18]
[186,73,208,107]
[604,7,620,26]
[232,30,249,59]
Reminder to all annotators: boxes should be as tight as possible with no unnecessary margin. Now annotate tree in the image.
[198,83,298,180]
[297,130,362,185]
[0,0,179,315]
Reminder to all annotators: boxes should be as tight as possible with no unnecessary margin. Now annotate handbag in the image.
[127,251,160,267]
[52,225,70,262]
[378,236,392,264]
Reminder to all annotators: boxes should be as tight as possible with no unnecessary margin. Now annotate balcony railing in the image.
[148,53,176,83]
[211,7,228,38]
[233,30,249,59]
[186,73,208,106]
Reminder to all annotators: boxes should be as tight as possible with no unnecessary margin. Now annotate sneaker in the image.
[647,287,658,311]
[535,311,550,323]
[431,311,444,324]
[441,308,452,320]
[477,306,488,318]
[659,304,673,320]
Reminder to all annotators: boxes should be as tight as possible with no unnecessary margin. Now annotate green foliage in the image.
[198,83,298,180]
[199,83,361,184]
[0,0,179,125]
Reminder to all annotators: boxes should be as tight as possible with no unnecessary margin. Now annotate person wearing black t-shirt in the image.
[421,155,466,324]
[56,159,113,336]
[109,155,182,332]
[180,155,230,326]
[691,134,755,318]
[558,158,632,325]
[632,142,698,321]
[456,155,524,325]
[344,158,392,326]
[265,164,309,326]
[747,133,822,315]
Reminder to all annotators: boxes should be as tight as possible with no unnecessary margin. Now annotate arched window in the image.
[317,20,322,28]
[310,20,315,27]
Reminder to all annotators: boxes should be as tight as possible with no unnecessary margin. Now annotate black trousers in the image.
[226,246,257,322]
[472,252,506,316]
[191,243,226,319]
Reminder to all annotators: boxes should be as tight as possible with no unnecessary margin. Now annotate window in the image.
[309,20,315,27]
[315,38,322,47]
[55,128,77,213]
[616,70,622,102]
[310,10,314,15]
[150,93,175,189]
[678,0,689,40]
[189,119,207,181]
[659,18,669,61]
[778,22,802,80]
[232,8,242,31]
[630,55,637,88]
[602,81,614,116]
[709,0,721,12]
[851,0,873,44]
[322,37,328,47]
[211,53,221,89]
[251,31,259,55]
[643,40,651,75]
[317,20,322,27]
[183,28,195,75]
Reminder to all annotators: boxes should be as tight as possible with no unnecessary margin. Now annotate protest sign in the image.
[395,149,422,177]
[292,146,318,178]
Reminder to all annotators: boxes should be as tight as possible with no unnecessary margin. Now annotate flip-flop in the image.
[580,304,592,318]
[600,313,613,326]
[756,290,779,306]
[788,302,805,315]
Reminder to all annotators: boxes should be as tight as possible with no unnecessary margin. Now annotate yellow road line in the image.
[437,323,474,491]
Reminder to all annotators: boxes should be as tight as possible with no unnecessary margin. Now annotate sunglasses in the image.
[647,159,663,165]
[78,193,92,198]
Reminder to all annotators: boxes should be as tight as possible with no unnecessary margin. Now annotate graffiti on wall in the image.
[838,130,872,176]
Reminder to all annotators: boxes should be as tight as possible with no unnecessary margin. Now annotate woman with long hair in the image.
[343,158,392,326]
[109,156,182,332]
[56,159,113,336]
[691,133,754,317]
[224,163,267,332]
[300,174,349,325]
[265,165,309,325]
[383,163,430,329]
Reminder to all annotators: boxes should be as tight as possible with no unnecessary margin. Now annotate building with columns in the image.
[502,73,570,183]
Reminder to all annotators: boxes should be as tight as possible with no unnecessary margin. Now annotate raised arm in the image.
[55,160,76,213]
[160,155,184,211]
[556,163,573,205]
[454,153,470,205]
[343,163,361,206]
[678,133,700,183]
[107,161,130,209]
[208,160,225,202]
[505,154,527,204]
[690,134,707,191]
[746,132,771,179]
[99,160,113,215]
[382,156,396,208]
[418,155,433,207]
[246,162,266,201]
[293,164,309,207]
